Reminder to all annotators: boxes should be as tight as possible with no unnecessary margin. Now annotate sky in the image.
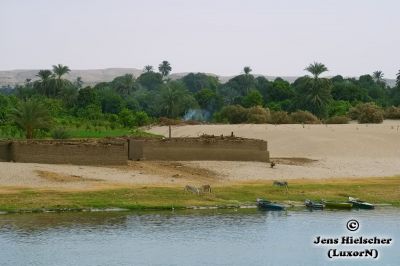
[0,0,399,78]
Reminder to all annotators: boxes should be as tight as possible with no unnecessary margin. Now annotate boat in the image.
[347,197,375,209]
[321,200,353,210]
[256,198,285,211]
[305,199,324,209]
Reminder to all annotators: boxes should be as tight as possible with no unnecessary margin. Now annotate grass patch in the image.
[0,177,399,212]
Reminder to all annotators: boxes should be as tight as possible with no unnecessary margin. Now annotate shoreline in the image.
[0,176,398,213]
[0,204,396,215]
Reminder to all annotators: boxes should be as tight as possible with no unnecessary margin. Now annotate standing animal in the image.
[200,184,212,193]
[184,185,200,195]
[273,180,288,188]
[270,161,276,168]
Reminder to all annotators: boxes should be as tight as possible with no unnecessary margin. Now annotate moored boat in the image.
[305,199,324,209]
[347,197,375,209]
[256,198,285,211]
[321,200,353,210]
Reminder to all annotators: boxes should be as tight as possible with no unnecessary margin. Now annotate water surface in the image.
[0,208,399,266]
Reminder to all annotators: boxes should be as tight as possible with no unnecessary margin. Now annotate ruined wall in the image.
[129,137,269,162]
[1,137,269,165]
[2,140,128,165]
[0,141,12,162]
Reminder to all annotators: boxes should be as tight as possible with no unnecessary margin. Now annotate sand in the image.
[148,120,400,181]
[1,121,399,190]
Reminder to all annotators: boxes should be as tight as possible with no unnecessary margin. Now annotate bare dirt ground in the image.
[1,121,400,191]
[0,160,220,192]
[149,121,400,181]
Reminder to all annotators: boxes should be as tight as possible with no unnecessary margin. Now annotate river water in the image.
[0,208,399,266]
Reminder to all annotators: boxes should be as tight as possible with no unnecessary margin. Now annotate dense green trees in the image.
[181,73,219,93]
[241,90,264,108]
[111,74,136,96]
[156,81,197,118]
[1,61,400,140]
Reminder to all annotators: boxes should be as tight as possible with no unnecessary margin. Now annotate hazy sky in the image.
[1,0,399,78]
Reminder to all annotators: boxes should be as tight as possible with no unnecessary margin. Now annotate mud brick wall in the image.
[129,137,269,162]
[0,141,12,162]
[9,140,128,165]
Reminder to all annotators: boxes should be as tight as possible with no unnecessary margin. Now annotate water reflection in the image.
[0,208,399,266]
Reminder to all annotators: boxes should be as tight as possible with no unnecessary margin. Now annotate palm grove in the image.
[1,61,400,139]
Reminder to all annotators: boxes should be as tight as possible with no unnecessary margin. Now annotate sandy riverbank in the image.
[149,121,400,180]
[0,121,399,191]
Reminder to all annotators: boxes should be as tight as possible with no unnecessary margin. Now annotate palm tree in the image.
[299,63,332,118]
[243,66,252,75]
[52,64,71,79]
[157,81,194,118]
[305,62,328,79]
[243,66,253,94]
[158,81,188,138]
[144,65,153,72]
[10,100,52,139]
[119,74,135,95]
[36,70,53,96]
[372,71,384,82]
[74,76,83,89]
[158,61,172,78]
[36,70,52,81]
[52,64,71,96]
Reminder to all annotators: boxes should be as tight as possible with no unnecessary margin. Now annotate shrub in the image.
[218,105,248,124]
[133,111,151,126]
[348,106,360,120]
[51,127,70,139]
[328,100,352,117]
[349,102,383,123]
[118,108,135,128]
[324,116,350,124]
[247,106,270,124]
[384,106,400,119]
[269,111,291,124]
[290,111,320,124]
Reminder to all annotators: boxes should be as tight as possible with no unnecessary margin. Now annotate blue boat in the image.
[256,198,285,211]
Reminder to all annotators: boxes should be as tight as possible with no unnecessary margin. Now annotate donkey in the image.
[273,180,288,187]
[184,185,200,195]
[200,184,212,193]
[273,180,289,193]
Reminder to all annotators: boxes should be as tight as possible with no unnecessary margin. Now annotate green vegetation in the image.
[349,102,384,123]
[384,106,400,119]
[1,62,400,139]
[10,100,52,139]
[289,110,319,124]
[324,116,350,124]
[0,177,398,212]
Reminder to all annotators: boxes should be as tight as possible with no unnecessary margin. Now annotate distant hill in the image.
[0,68,396,87]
